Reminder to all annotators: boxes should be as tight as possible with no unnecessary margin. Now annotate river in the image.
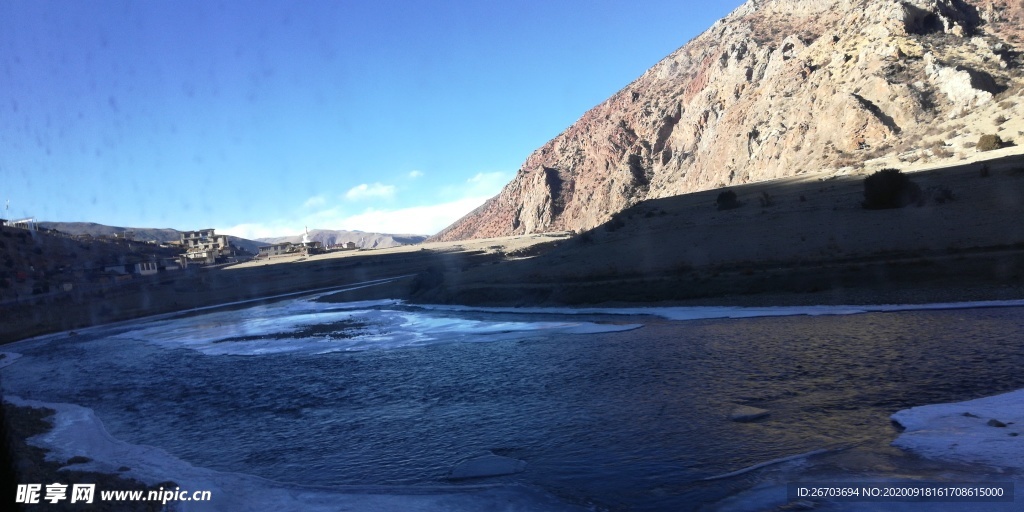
[3,295,1024,510]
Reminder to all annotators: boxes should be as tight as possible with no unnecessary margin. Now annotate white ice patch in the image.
[105,297,640,356]
[0,351,23,369]
[3,396,586,512]
[418,299,1024,321]
[891,389,1024,470]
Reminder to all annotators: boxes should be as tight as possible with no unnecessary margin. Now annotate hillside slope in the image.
[433,0,1024,241]
[37,222,267,254]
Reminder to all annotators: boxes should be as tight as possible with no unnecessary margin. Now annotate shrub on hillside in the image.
[604,215,626,231]
[716,190,741,210]
[862,168,921,209]
[977,134,1003,152]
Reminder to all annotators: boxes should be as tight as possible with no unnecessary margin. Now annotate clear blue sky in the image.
[1,0,741,238]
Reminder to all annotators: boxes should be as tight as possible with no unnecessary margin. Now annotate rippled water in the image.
[3,298,1024,511]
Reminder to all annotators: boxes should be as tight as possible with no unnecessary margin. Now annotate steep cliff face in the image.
[432,0,1024,241]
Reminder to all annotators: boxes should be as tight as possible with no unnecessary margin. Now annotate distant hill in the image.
[38,222,268,254]
[257,229,427,249]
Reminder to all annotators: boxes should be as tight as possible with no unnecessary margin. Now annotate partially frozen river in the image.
[4,295,1024,510]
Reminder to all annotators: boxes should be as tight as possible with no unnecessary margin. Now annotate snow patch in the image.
[891,388,1024,470]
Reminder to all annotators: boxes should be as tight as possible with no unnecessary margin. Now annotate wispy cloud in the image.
[218,222,299,240]
[339,197,489,235]
[302,195,327,208]
[466,171,507,194]
[345,182,396,201]
[219,196,488,239]
[408,170,424,179]
[440,171,510,200]
[466,171,503,184]
[219,172,510,239]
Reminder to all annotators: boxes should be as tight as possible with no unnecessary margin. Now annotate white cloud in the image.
[219,196,488,238]
[220,172,510,239]
[439,171,509,200]
[218,222,300,240]
[337,197,489,235]
[466,172,508,196]
[466,171,505,185]
[303,195,327,208]
[408,170,424,179]
[345,183,396,201]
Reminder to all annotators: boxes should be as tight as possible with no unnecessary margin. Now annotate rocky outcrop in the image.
[432,0,1024,241]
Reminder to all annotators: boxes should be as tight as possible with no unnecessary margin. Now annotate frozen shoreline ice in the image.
[4,395,587,512]
[891,388,1024,471]
[417,298,1024,321]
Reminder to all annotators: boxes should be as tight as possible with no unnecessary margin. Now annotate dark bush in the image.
[977,134,1003,152]
[604,216,626,231]
[862,168,921,209]
[716,190,740,210]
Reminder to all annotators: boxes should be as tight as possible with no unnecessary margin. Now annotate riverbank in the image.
[5,154,1024,344]
[1,400,168,512]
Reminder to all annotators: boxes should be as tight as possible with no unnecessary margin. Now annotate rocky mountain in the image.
[37,222,268,254]
[432,0,1024,241]
[256,229,427,249]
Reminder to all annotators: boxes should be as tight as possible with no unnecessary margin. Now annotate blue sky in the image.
[1,0,740,238]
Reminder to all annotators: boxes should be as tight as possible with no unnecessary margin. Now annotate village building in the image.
[7,218,38,231]
[103,261,160,276]
[328,241,358,251]
[133,261,158,276]
[258,242,296,258]
[160,257,183,271]
[256,232,324,259]
[300,240,324,255]
[180,228,233,265]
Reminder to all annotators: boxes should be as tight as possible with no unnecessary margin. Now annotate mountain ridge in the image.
[38,223,428,252]
[432,0,1024,242]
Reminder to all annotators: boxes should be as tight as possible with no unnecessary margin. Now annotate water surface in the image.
[4,298,1024,510]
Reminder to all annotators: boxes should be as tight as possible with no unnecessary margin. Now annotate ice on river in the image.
[101,297,641,356]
